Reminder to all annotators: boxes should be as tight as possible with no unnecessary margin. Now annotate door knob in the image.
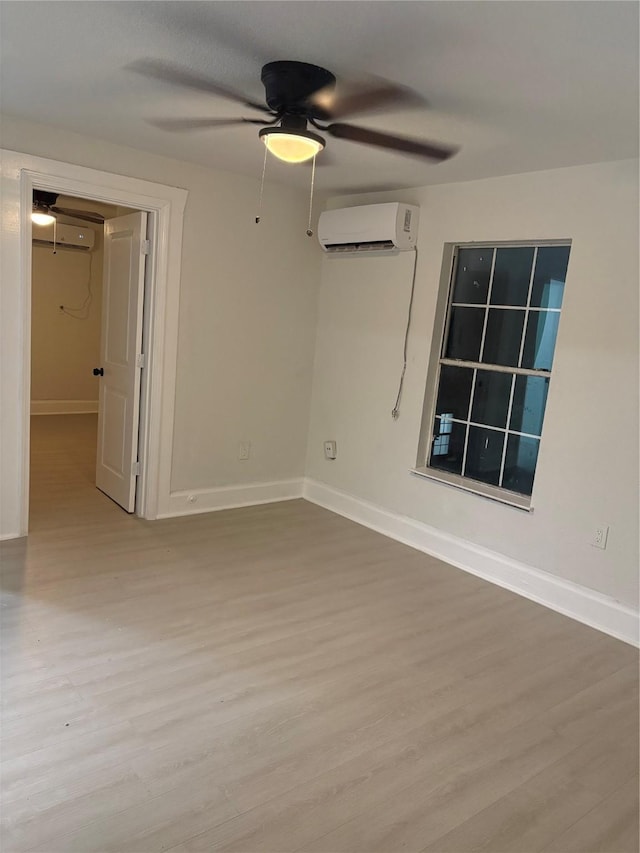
[93,367,104,376]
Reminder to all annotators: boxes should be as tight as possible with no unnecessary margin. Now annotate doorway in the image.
[29,193,147,526]
[0,150,188,539]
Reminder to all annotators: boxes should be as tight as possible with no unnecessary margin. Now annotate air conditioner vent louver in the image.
[324,240,395,253]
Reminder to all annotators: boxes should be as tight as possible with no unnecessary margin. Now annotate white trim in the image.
[411,467,533,511]
[162,479,304,519]
[0,148,187,539]
[31,400,98,415]
[303,478,639,648]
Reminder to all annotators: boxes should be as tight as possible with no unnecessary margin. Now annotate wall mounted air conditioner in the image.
[32,221,95,251]
[318,202,419,254]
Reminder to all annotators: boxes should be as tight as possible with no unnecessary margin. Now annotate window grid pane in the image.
[459,368,478,476]
[451,248,493,304]
[490,247,535,307]
[444,307,485,362]
[427,242,569,500]
[430,418,467,474]
[451,303,561,313]
[475,249,497,372]
[470,370,513,429]
[531,246,570,309]
[481,309,525,367]
[498,370,518,486]
[435,364,474,421]
[521,310,560,371]
[463,426,505,486]
[439,357,552,379]
[517,245,537,367]
[430,412,544,441]
[510,375,549,436]
[502,433,541,496]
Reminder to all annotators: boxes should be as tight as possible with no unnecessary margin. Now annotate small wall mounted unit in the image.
[32,221,95,251]
[318,202,419,254]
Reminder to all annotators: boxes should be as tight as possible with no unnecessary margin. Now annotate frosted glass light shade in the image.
[260,128,325,163]
[32,211,56,226]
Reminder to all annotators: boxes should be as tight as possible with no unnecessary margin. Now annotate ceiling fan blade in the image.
[326,123,458,161]
[147,115,277,132]
[51,207,105,224]
[126,59,272,114]
[311,80,426,120]
[147,117,251,132]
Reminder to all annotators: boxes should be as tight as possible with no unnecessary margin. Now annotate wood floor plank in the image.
[542,776,640,853]
[299,720,600,853]
[176,713,579,852]
[0,414,637,853]
[1,762,151,852]
[539,662,639,745]
[420,760,604,853]
[25,776,238,853]
[144,627,617,818]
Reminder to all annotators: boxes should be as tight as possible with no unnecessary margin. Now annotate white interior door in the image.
[95,211,147,512]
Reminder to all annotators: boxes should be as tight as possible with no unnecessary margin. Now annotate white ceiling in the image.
[1,1,638,193]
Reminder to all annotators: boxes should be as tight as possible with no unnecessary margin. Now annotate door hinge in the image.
[136,353,145,369]
[133,461,141,476]
[141,239,150,255]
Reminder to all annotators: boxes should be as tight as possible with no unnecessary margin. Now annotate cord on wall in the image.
[391,246,419,420]
[60,251,94,320]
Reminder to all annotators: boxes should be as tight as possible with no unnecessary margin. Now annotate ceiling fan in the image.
[127,59,458,164]
[32,191,105,226]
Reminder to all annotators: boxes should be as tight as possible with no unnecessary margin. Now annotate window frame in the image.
[413,239,571,511]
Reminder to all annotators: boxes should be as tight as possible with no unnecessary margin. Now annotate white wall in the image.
[31,241,102,405]
[1,114,322,503]
[30,198,117,408]
[307,160,639,609]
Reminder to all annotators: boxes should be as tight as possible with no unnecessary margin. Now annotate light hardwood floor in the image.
[1,413,638,852]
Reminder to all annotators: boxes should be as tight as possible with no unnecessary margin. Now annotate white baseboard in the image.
[161,478,304,519]
[303,478,639,648]
[31,400,98,415]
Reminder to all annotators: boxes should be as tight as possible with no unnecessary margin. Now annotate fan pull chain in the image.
[52,217,57,255]
[306,153,317,237]
[255,146,268,224]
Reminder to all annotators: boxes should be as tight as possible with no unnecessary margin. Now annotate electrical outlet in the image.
[238,441,251,461]
[591,524,609,549]
[324,440,337,460]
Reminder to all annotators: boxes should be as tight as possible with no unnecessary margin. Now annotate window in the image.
[416,242,571,508]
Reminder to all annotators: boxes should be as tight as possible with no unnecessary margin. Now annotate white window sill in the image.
[411,467,534,512]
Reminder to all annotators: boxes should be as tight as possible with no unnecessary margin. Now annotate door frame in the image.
[0,149,188,538]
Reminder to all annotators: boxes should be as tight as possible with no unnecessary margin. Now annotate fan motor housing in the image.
[33,190,59,208]
[261,61,335,117]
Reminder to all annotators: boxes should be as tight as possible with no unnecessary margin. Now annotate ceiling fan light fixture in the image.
[259,127,325,163]
[31,210,56,226]
[32,201,56,226]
